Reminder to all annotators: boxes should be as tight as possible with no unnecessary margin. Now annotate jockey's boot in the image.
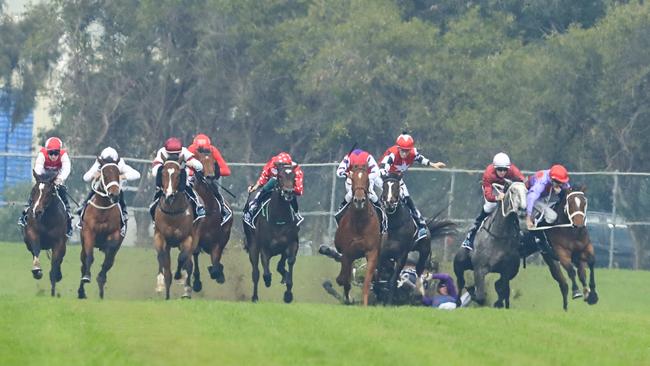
[77,190,94,216]
[214,191,232,224]
[334,199,348,223]
[185,186,205,219]
[461,208,490,251]
[534,231,558,260]
[405,196,428,241]
[291,197,304,226]
[57,185,73,237]
[119,192,128,237]
[318,244,342,262]
[18,198,31,227]
[243,200,259,229]
[371,199,387,233]
[149,190,163,221]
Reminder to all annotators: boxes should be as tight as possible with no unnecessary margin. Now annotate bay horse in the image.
[378,172,456,304]
[190,148,233,292]
[453,182,527,308]
[153,158,197,299]
[77,157,125,299]
[539,187,598,310]
[243,162,300,303]
[22,170,68,297]
[334,163,381,306]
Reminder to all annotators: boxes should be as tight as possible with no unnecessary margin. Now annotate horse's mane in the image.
[35,170,58,183]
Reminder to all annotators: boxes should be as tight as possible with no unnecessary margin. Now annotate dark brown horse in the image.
[334,163,381,306]
[243,162,300,303]
[379,172,456,304]
[22,170,68,296]
[153,159,196,299]
[77,157,124,299]
[191,149,233,292]
[540,188,599,310]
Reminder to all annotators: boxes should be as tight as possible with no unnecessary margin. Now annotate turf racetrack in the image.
[0,242,648,365]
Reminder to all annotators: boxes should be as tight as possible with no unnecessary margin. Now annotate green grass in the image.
[0,242,649,365]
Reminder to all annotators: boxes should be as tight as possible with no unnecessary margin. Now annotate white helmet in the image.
[492,152,511,169]
[100,147,119,161]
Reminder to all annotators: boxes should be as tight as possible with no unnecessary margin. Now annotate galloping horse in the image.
[191,148,233,292]
[379,172,455,304]
[540,187,598,310]
[78,157,125,299]
[454,182,527,308]
[243,162,300,303]
[22,170,68,296]
[153,158,197,299]
[334,163,382,306]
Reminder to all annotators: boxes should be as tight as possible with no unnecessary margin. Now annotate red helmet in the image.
[396,133,414,150]
[275,152,293,165]
[45,137,63,151]
[349,149,369,166]
[549,164,569,183]
[193,134,211,148]
[164,137,183,154]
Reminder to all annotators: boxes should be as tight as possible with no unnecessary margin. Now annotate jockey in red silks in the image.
[243,152,304,229]
[77,147,141,236]
[524,164,571,257]
[460,152,525,251]
[19,137,74,237]
[379,132,446,241]
[334,148,386,231]
[149,137,205,220]
[187,133,232,223]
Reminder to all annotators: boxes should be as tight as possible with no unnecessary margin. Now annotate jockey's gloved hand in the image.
[194,170,205,180]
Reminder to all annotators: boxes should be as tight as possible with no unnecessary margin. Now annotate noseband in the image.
[564,191,587,225]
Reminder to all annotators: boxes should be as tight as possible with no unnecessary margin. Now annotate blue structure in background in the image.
[0,92,34,200]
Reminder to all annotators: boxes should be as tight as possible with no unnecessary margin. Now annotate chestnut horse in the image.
[191,149,233,292]
[539,188,598,310]
[22,170,68,296]
[153,159,197,299]
[334,163,381,306]
[77,157,125,299]
[243,162,300,303]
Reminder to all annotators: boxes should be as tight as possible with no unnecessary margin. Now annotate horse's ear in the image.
[578,184,587,192]
[98,156,104,165]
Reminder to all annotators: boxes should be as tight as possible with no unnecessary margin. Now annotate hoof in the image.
[81,275,91,283]
[587,292,599,305]
[209,264,225,284]
[32,269,43,280]
[572,291,583,299]
[193,280,203,293]
[251,295,258,303]
[263,274,272,288]
[174,271,182,281]
[284,291,293,303]
[494,301,504,309]
[78,289,87,299]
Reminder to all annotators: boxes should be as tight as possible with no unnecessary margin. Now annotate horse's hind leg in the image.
[585,248,598,305]
[192,250,202,292]
[560,253,581,299]
[97,245,119,300]
[50,240,66,297]
[542,253,569,311]
[283,243,298,304]
[453,251,470,306]
[493,276,510,309]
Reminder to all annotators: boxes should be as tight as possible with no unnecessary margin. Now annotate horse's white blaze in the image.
[357,171,363,179]
[574,197,581,210]
[284,168,292,174]
[32,183,45,215]
[386,181,394,202]
[165,168,175,197]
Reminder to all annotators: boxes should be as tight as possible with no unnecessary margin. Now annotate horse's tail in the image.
[426,209,457,240]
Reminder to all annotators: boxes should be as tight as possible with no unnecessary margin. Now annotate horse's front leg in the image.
[209,241,226,284]
[179,235,194,299]
[336,255,353,305]
[387,252,407,305]
[154,232,171,300]
[363,248,379,307]
[80,229,95,284]
[283,241,298,303]
[29,238,43,280]
[192,250,202,292]
[50,239,66,297]
[260,246,272,288]
[277,254,288,285]
[472,267,488,306]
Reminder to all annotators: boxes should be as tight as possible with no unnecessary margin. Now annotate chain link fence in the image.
[1,152,649,269]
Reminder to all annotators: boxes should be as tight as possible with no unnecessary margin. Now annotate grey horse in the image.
[453,181,527,308]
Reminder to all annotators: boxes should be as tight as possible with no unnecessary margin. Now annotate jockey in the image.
[334,148,386,231]
[461,152,525,251]
[149,137,205,220]
[525,164,571,256]
[77,147,141,235]
[19,137,73,237]
[243,152,304,229]
[379,132,446,241]
[187,133,232,223]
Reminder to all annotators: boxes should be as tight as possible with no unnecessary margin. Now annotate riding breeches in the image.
[533,200,558,224]
[483,199,498,213]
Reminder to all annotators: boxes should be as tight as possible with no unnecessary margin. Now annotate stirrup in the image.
[243,212,256,229]
[295,212,304,226]
[416,227,428,241]
[461,239,473,251]
[221,209,232,225]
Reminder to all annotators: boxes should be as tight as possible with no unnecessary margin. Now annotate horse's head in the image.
[161,158,184,203]
[275,162,296,202]
[502,181,527,219]
[381,172,402,214]
[564,187,588,227]
[30,170,58,219]
[97,157,121,203]
[195,147,218,178]
[349,163,369,209]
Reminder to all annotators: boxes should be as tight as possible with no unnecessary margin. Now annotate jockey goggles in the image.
[495,167,508,172]
[47,149,60,156]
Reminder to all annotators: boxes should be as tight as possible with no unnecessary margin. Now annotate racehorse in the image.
[378,172,456,304]
[539,187,599,310]
[454,182,527,308]
[334,163,382,306]
[153,158,197,299]
[190,148,233,292]
[77,157,125,299]
[243,162,300,303]
[22,170,68,297]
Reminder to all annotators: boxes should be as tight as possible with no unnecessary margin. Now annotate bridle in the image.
[90,163,121,209]
[564,191,588,226]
